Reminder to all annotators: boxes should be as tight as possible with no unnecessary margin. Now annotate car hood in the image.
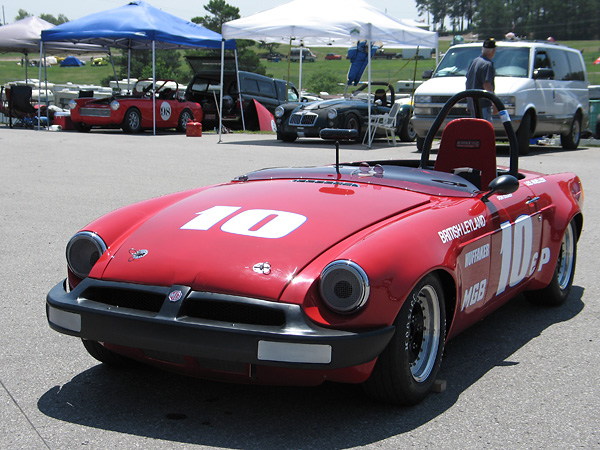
[99,179,429,299]
[297,98,362,111]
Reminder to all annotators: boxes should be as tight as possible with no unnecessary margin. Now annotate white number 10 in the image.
[180,206,307,239]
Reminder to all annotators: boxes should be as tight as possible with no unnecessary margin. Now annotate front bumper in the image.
[412,114,522,138]
[47,278,394,370]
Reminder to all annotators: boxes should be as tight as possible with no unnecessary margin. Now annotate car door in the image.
[484,182,544,308]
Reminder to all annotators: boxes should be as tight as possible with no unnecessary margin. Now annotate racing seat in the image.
[434,118,497,189]
[374,89,388,106]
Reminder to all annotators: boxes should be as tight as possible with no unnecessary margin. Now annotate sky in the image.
[1,0,424,25]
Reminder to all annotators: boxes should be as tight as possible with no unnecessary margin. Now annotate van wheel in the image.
[560,114,581,150]
[416,136,425,152]
[517,113,532,155]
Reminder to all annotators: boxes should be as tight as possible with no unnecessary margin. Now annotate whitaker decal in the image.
[465,243,490,268]
[438,215,486,243]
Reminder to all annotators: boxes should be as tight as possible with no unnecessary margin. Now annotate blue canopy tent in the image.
[41,1,236,134]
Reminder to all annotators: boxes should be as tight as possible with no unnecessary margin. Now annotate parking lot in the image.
[1,128,599,449]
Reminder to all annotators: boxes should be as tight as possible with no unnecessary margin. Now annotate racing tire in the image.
[343,114,361,142]
[122,108,142,134]
[277,130,297,142]
[73,121,91,133]
[81,339,134,367]
[516,112,532,155]
[363,273,446,405]
[399,118,417,142]
[177,109,194,132]
[560,114,581,150]
[526,220,578,307]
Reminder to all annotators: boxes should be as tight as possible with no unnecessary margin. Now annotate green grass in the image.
[1,39,598,90]
[0,53,113,86]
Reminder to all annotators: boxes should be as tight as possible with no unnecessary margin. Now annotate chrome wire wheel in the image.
[408,285,441,383]
[557,223,575,291]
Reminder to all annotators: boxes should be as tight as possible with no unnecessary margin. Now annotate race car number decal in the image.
[180,206,307,239]
[496,214,550,295]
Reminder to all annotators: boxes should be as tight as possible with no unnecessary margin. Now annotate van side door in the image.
[532,50,556,134]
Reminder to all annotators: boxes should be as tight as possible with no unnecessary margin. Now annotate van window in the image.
[565,51,586,81]
[534,51,551,70]
[547,48,570,81]
[434,47,529,78]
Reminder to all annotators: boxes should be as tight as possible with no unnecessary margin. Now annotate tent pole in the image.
[43,46,49,128]
[234,48,245,132]
[37,42,42,131]
[298,41,303,98]
[128,44,131,94]
[218,39,225,143]
[367,34,372,148]
[108,48,119,92]
[152,40,156,136]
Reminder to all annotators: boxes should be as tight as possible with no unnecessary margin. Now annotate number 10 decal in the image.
[180,206,307,239]
[496,214,550,295]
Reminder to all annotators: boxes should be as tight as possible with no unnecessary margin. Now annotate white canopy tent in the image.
[221,0,437,145]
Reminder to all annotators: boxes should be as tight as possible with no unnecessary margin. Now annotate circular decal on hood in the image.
[160,101,172,121]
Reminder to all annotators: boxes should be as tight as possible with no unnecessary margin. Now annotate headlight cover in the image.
[319,260,370,314]
[327,109,338,120]
[274,106,284,118]
[414,95,432,104]
[110,100,120,111]
[66,231,107,279]
[68,99,77,110]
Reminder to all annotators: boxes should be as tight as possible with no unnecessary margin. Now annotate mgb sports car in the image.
[47,91,582,405]
[69,79,202,133]
[274,82,415,143]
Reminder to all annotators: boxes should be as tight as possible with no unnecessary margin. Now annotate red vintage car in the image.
[69,79,202,133]
[47,91,583,405]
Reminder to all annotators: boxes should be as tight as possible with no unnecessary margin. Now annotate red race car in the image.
[68,79,202,133]
[47,91,583,405]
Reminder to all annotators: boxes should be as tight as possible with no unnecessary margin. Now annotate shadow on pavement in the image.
[38,287,583,449]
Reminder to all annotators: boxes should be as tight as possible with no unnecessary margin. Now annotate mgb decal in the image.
[180,206,307,239]
[496,215,550,295]
[461,279,487,311]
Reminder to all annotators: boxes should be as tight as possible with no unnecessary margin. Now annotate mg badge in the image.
[169,290,183,302]
[129,248,148,260]
[253,262,271,275]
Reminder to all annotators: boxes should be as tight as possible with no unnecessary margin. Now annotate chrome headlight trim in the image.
[110,100,120,111]
[68,99,77,110]
[66,231,107,279]
[327,108,338,120]
[274,105,285,118]
[319,260,370,314]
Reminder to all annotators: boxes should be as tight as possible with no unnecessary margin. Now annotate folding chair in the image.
[7,86,37,129]
[363,102,401,146]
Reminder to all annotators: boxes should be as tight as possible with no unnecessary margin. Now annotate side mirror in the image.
[481,174,519,202]
[533,68,555,80]
[422,69,433,80]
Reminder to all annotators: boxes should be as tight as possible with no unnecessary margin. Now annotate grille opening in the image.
[82,287,164,313]
[181,299,286,326]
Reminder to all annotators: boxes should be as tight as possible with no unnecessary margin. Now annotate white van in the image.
[290,48,317,62]
[411,41,589,154]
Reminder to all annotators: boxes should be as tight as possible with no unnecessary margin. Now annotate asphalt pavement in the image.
[1,127,599,449]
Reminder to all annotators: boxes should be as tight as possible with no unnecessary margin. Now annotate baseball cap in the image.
[483,38,496,48]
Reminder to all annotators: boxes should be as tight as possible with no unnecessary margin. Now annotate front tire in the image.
[363,273,446,405]
[122,108,142,133]
[399,118,416,142]
[277,130,297,142]
[526,220,578,306]
[560,114,581,150]
[82,339,133,367]
[73,121,91,133]
[517,112,532,155]
[177,109,194,132]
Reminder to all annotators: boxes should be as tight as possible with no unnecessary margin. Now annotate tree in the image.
[40,13,69,25]
[191,0,240,33]
[15,9,31,21]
